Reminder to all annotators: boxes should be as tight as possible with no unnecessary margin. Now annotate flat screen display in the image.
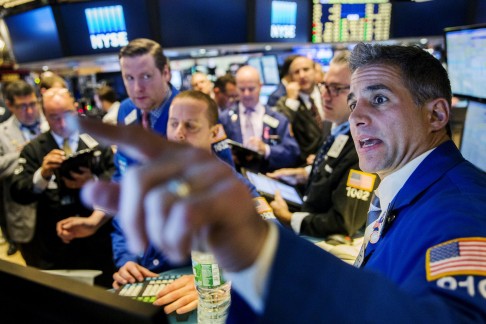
[158,0,247,48]
[445,24,486,102]
[460,101,486,172]
[247,55,280,85]
[59,0,152,56]
[4,6,64,63]
[253,0,310,43]
[312,0,391,43]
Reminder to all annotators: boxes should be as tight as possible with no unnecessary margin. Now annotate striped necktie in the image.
[309,97,323,129]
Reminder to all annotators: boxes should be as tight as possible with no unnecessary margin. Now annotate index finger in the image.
[76,117,180,162]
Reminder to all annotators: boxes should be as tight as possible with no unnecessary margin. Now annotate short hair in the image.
[331,50,351,66]
[213,74,236,93]
[349,43,452,108]
[280,54,299,79]
[174,90,218,126]
[5,80,35,103]
[119,38,167,73]
[96,85,117,104]
[39,74,67,91]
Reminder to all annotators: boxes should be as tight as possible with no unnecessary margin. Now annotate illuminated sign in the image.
[85,5,128,50]
[271,1,297,39]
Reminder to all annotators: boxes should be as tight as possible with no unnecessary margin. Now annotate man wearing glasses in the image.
[268,52,377,261]
[0,80,48,256]
[275,55,327,164]
[10,88,116,287]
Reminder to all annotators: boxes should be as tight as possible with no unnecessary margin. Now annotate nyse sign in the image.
[90,32,128,49]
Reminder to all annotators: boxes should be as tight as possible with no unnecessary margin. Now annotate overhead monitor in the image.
[444,23,486,102]
[158,0,247,48]
[252,0,310,43]
[460,101,486,172]
[58,0,152,56]
[247,55,280,85]
[312,0,391,43]
[4,6,64,63]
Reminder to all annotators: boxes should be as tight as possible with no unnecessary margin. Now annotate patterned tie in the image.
[21,122,40,140]
[367,193,382,226]
[309,97,323,130]
[141,111,151,129]
[63,138,72,156]
[244,108,256,139]
[354,192,382,268]
[310,133,335,179]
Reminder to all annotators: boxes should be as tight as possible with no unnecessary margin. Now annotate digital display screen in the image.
[445,24,486,101]
[59,0,152,56]
[253,0,310,43]
[312,0,391,43]
[460,101,486,172]
[5,6,64,63]
[247,55,280,85]
[158,0,247,47]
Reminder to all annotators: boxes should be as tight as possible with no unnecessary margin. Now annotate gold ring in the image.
[166,179,191,199]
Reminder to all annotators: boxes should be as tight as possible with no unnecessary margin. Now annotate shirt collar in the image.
[376,148,435,212]
[51,130,79,149]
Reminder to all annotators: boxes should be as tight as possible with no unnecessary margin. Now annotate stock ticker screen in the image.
[312,0,391,43]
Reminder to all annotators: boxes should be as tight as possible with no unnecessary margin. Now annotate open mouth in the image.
[359,138,382,148]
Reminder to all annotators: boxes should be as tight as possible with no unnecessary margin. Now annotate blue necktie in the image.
[367,193,381,225]
[310,133,335,178]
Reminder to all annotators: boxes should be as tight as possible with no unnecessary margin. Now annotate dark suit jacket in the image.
[300,130,379,238]
[10,131,115,286]
[275,96,324,164]
[220,104,300,172]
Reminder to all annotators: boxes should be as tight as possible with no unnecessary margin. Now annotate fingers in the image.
[77,117,180,162]
[112,262,155,287]
[154,275,198,314]
[81,181,120,216]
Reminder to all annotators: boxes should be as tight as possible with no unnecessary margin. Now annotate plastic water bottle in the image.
[191,251,231,323]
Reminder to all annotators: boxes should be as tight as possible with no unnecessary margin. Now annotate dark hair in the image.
[349,43,452,108]
[214,74,236,93]
[119,38,167,73]
[5,80,35,103]
[280,54,299,79]
[174,90,218,126]
[96,85,117,104]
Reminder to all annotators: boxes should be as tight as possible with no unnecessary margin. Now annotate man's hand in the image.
[285,82,300,100]
[267,168,308,186]
[63,167,94,189]
[41,149,65,179]
[270,191,292,226]
[112,261,158,289]
[79,119,269,273]
[56,211,107,243]
[154,275,198,314]
[245,137,266,155]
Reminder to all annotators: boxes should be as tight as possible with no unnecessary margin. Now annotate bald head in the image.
[235,65,262,109]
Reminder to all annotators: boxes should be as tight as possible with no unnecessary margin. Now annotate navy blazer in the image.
[230,141,486,322]
[220,104,300,172]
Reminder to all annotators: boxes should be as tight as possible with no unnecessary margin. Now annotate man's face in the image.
[120,53,170,112]
[236,69,261,109]
[43,92,76,138]
[214,83,238,109]
[289,57,316,94]
[320,63,351,125]
[167,97,217,151]
[348,64,431,178]
[191,74,213,95]
[7,93,40,126]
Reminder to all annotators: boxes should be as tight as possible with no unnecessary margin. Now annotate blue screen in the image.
[5,6,64,63]
[445,25,486,101]
[59,0,152,56]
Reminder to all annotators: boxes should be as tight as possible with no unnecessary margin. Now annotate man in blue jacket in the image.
[80,43,486,322]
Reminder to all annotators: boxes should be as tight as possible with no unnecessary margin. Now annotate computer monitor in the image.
[0,259,167,323]
[459,101,486,172]
[444,23,486,102]
[4,6,64,63]
[247,56,280,85]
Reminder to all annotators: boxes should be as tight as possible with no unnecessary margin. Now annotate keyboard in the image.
[116,273,182,303]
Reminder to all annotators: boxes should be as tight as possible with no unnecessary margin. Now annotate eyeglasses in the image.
[13,101,39,111]
[317,82,350,97]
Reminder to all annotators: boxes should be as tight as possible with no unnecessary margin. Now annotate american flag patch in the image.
[426,238,486,281]
[346,169,376,191]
